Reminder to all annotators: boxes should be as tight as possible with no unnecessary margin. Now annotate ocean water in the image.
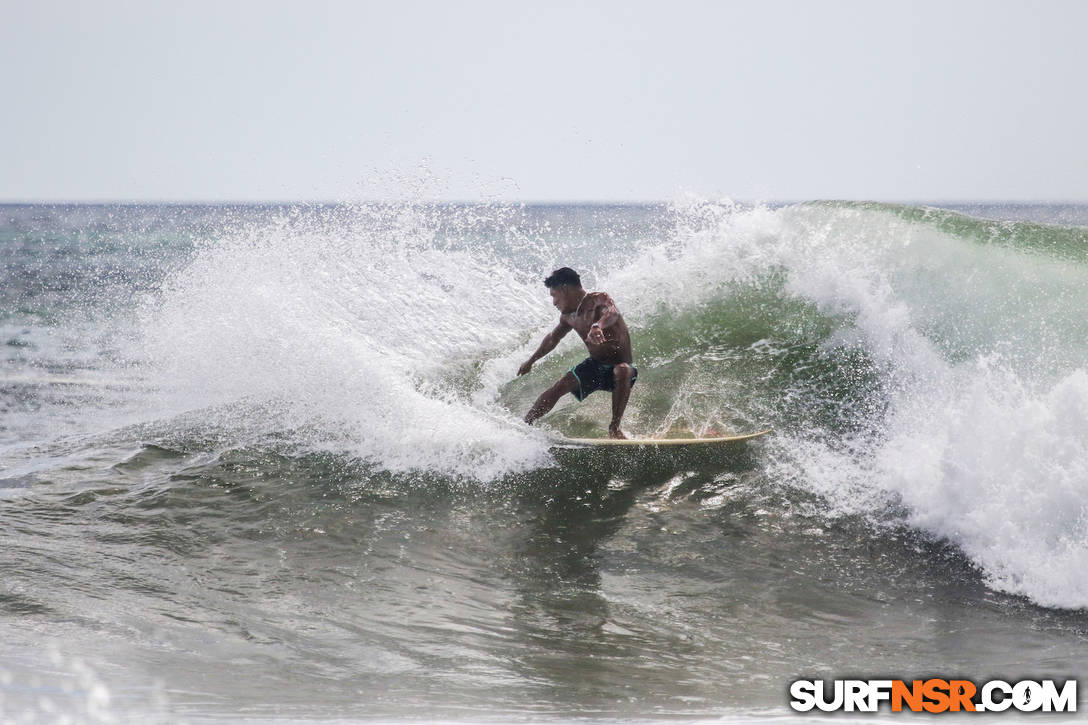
[2,200,1088,722]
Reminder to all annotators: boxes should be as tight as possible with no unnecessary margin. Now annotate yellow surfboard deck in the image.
[560,429,772,447]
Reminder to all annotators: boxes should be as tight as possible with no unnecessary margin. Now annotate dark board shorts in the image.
[569,358,638,401]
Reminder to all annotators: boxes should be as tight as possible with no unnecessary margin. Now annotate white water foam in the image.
[140,203,555,479]
[879,363,1088,608]
[603,199,1088,609]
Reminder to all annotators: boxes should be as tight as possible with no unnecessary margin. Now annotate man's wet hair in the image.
[544,267,581,288]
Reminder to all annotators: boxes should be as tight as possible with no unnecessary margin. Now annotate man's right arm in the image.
[518,321,572,376]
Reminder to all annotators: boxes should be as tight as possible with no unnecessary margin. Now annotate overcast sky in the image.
[3,0,1087,202]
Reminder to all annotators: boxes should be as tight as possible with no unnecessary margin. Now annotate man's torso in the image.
[561,291,632,365]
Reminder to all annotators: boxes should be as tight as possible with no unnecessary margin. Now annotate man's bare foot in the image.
[608,423,627,439]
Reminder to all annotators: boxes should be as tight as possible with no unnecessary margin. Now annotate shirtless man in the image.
[517,267,637,439]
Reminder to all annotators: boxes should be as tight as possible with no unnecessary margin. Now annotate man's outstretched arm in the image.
[518,321,572,376]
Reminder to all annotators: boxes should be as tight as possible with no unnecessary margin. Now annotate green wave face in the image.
[505,200,1088,442]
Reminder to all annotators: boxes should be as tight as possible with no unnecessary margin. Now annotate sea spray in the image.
[139,202,556,478]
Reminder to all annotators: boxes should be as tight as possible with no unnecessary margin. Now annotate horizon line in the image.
[3,198,1087,207]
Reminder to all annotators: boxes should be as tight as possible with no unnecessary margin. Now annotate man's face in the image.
[550,287,564,311]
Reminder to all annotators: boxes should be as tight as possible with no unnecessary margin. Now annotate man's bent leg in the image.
[608,363,634,439]
[525,372,579,425]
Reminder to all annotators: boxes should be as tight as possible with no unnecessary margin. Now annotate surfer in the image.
[518,267,637,439]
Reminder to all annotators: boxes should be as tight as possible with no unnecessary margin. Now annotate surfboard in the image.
[559,429,772,447]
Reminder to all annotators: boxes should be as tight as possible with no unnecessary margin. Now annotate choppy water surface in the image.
[2,201,1088,722]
